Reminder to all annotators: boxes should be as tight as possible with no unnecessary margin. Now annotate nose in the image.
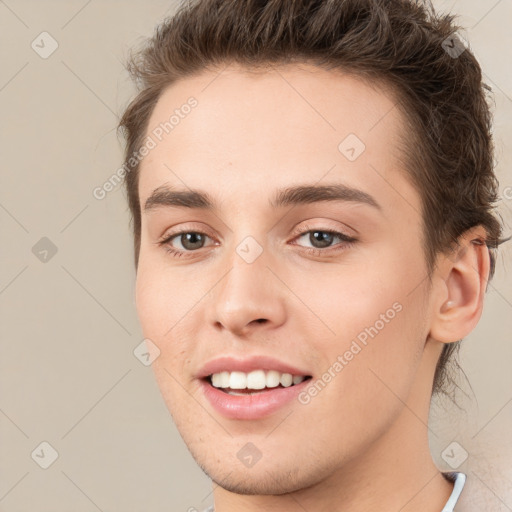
[207,247,287,337]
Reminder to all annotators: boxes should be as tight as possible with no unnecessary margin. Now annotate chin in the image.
[191,449,330,496]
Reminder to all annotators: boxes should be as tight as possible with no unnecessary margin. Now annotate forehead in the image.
[138,62,416,214]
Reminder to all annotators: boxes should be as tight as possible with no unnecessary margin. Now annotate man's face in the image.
[135,63,435,494]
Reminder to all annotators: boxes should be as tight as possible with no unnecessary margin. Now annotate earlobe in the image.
[429,227,491,344]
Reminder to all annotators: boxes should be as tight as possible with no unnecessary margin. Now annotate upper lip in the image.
[196,355,311,379]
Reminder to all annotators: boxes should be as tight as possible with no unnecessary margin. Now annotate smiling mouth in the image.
[205,369,312,396]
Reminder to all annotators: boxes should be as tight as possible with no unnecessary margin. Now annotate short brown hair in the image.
[117,0,505,399]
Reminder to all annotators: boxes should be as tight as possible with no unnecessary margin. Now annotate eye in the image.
[158,230,216,258]
[157,225,357,260]
[170,232,210,251]
[291,226,357,255]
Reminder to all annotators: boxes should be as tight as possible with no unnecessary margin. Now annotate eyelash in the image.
[157,225,357,259]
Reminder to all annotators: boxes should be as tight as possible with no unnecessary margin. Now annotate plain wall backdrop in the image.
[1,0,511,510]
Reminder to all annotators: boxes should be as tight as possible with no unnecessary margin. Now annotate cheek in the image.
[134,258,211,391]
[135,263,170,339]
[292,247,421,341]
[293,247,428,401]
[135,264,199,419]
[135,262,190,371]
[135,256,198,337]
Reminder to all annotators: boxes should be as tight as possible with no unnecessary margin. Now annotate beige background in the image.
[0,0,511,510]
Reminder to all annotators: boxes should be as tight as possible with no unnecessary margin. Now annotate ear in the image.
[428,226,491,344]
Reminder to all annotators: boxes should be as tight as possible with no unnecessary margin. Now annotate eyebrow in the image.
[143,183,381,212]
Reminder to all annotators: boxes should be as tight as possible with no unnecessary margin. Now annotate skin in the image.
[134,62,490,511]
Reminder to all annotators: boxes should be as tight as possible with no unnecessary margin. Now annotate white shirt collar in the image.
[441,471,466,512]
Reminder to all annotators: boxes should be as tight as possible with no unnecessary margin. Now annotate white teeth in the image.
[246,370,266,390]
[209,370,307,390]
[220,371,230,388]
[293,375,305,385]
[280,373,293,387]
[266,370,281,388]
[211,373,222,387]
[229,371,247,389]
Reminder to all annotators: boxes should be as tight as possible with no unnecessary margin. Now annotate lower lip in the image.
[200,379,310,420]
